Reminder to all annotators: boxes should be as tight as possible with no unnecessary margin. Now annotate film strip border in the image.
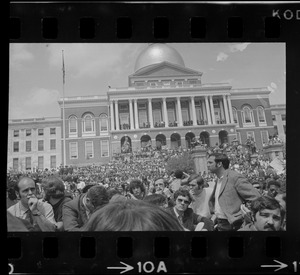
[9,2,300,42]
[8,233,296,274]
[8,2,300,274]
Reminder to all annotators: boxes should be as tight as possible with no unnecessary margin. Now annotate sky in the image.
[9,43,285,120]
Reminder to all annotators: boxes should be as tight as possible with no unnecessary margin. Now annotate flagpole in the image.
[62,50,67,167]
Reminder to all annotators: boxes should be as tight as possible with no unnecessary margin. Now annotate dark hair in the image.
[208,153,230,169]
[82,200,184,231]
[267,180,281,189]
[107,188,122,200]
[129,179,145,194]
[174,170,183,179]
[250,196,284,220]
[42,176,65,199]
[173,188,193,203]
[82,184,96,193]
[187,174,204,187]
[143,194,166,206]
[86,185,109,208]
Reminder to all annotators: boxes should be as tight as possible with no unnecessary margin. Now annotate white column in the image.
[148,98,154,128]
[110,101,115,131]
[205,96,212,125]
[191,96,197,126]
[134,99,139,129]
[209,96,216,124]
[162,97,169,128]
[129,99,134,130]
[223,94,230,124]
[227,95,234,123]
[219,98,224,123]
[114,100,119,130]
[201,100,206,123]
[176,97,183,126]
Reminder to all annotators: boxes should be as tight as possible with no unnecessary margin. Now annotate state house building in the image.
[8,44,278,169]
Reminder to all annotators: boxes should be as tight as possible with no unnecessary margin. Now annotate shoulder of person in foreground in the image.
[237,223,257,231]
[62,196,83,231]
[7,211,30,232]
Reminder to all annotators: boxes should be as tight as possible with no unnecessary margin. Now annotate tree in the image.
[166,151,194,174]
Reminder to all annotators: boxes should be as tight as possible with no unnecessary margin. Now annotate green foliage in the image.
[166,151,194,174]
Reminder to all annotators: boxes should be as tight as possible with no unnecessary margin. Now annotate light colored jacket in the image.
[209,169,261,225]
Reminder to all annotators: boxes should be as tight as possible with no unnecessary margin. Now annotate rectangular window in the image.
[50,156,56,169]
[13,158,18,170]
[26,141,31,152]
[69,142,78,159]
[182,109,189,122]
[162,80,171,86]
[135,81,145,86]
[101,140,109,157]
[13,142,19,152]
[50,139,56,150]
[153,109,162,124]
[25,157,31,170]
[138,103,147,109]
[139,110,148,127]
[261,130,269,145]
[281,114,286,121]
[148,81,157,87]
[85,141,94,159]
[69,118,77,133]
[50,128,56,135]
[26,129,31,136]
[38,140,44,151]
[213,100,219,108]
[272,115,276,121]
[100,117,108,132]
[38,129,44,136]
[168,109,176,124]
[283,125,286,134]
[119,104,129,112]
[13,130,19,137]
[38,156,44,170]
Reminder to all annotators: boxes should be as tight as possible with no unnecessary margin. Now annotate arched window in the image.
[257,106,266,124]
[232,107,239,124]
[99,114,108,133]
[69,115,78,137]
[82,113,95,135]
[242,106,254,125]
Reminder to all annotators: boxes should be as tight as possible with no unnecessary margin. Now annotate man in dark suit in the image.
[63,185,109,231]
[166,188,213,231]
[207,153,261,231]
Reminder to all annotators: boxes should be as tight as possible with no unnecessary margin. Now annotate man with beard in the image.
[42,176,73,231]
[238,196,284,231]
[7,177,56,231]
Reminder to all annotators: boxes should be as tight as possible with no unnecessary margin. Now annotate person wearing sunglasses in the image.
[165,188,213,231]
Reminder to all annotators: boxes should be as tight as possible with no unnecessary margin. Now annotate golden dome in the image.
[134,43,185,72]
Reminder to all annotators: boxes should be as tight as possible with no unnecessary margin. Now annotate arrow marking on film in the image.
[107,262,134,274]
[261,260,288,272]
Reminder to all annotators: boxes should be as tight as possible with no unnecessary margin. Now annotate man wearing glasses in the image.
[166,188,213,231]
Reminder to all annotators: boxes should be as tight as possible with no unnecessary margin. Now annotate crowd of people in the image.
[7,141,286,232]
